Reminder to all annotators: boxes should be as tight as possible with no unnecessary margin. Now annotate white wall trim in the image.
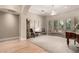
[20,37,27,40]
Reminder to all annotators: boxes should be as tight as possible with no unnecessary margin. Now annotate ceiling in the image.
[0,5,79,16]
[28,5,79,16]
[0,5,21,15]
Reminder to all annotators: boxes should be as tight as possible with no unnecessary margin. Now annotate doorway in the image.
[26,19,30,39]
[26,19,35,39]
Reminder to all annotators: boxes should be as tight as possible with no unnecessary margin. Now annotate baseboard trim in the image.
[20,38,27,40]
[48,33,65,38]
[0,36,19,42]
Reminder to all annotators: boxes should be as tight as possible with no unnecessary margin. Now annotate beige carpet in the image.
[30,35,79,53]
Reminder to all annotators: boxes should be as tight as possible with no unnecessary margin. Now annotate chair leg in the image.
[74,39,76,45]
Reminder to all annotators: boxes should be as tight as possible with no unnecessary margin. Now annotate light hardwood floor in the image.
[0,40,46,53]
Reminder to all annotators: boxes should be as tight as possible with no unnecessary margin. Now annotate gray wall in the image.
[42,16,47,33]
[0,12,19,39]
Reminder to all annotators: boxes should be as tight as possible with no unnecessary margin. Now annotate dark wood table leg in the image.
[67,38,69,46]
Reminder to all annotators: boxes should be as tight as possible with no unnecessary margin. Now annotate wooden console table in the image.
[65,32,79,46]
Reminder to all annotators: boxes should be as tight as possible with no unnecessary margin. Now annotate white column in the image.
[20,14,26,40]
[19,5,30,40]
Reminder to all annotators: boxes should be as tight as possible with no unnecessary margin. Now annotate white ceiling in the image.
[29,5,53,15]
[0,5,21,15]
[28,5,79,16]
[0,5,79,16]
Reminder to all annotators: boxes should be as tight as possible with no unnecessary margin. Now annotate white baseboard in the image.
[0,36,19,42]
[20,37,27,40]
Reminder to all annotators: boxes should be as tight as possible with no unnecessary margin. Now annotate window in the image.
[48,20,53,32]
[75,18,79,32]
[54,20,58,32]
[66,18,72,31]
[58,20,64,32]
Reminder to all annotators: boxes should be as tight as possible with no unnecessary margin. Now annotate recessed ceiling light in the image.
[51,10,56,15]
